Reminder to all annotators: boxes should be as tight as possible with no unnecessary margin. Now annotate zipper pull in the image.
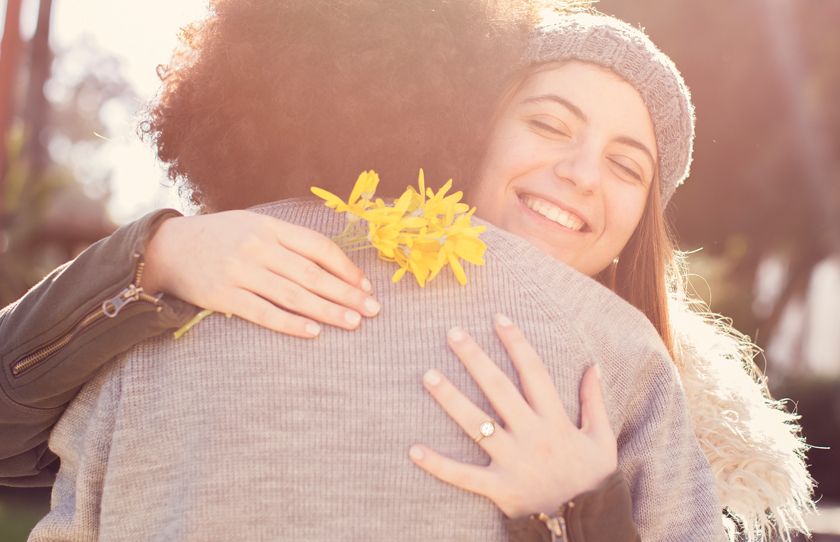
[546,515,567,542]
[536,501,573,542]
[102,284,142,317]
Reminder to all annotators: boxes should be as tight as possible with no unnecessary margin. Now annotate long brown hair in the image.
[595,174,679,358]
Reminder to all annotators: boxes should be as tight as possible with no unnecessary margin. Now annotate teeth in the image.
[523,196,585,231]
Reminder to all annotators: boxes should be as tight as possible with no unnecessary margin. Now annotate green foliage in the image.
[1,127,76,307]
[0,487,49,542]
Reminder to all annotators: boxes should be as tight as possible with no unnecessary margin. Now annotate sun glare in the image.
[50,0,209,223]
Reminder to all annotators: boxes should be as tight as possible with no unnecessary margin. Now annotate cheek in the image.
[604,190,647,248]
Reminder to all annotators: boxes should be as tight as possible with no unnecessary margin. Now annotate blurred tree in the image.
[22,0,54,179]
[0,1,138,307]
[0,0,24,203]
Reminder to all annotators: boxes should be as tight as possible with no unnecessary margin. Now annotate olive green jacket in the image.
[0,209,638,542]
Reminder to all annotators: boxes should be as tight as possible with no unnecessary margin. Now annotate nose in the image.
[552,142,602,195]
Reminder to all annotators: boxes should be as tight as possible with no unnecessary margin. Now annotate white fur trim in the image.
[672,303,815,541]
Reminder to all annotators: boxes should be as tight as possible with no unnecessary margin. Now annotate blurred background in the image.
[0,0,838,539]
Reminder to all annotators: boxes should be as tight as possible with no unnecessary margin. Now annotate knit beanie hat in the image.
[527,12,695,206]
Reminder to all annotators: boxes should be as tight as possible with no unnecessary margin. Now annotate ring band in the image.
[473,420,496,443]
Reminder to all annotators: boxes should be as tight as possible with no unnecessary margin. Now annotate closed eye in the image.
[608,158,643,183]
[527,119,570,138]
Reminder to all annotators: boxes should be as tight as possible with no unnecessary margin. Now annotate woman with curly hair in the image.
[3,1,812,541]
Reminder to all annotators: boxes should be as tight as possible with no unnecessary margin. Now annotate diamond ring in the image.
[473,420,496,443]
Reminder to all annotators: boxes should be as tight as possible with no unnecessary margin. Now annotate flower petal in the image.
[392,266,408,283]
[311,186,347,210]
[448,252,467,285]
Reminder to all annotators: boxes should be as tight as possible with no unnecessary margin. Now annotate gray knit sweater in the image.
[30,199,725,542]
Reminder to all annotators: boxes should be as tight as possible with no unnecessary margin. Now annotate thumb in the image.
[579,364,614,443]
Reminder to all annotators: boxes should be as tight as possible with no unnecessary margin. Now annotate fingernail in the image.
[448,327,465,342]
[409,446,424,461]
[423,369,442,386]
[345,310,361,326]
[593,363,602,380]
[495,313,513,327]
[364,298,381,315]
[361,278,373,293]
[305,323,321,337]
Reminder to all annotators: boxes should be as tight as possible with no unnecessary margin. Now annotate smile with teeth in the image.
[521,195,586,232]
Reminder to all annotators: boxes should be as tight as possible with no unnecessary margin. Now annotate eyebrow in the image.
[520,94,587,122]
[520,93,656,173]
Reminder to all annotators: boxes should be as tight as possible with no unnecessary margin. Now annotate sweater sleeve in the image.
[0,209,200,486]
[616,349,727,542]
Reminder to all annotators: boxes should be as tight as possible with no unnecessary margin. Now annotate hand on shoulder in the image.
[142,210,381,338]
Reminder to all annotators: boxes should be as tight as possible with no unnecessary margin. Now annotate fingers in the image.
[265,245,381,319]
[408,444,492,497]
[493,314,571,424]
[422,368,512,456]
[272,220,371,292]
[446,328,533,429]
[579,364,614,443]
[244,267,367,331]
[153,211,378,337]
[226,289,322,339]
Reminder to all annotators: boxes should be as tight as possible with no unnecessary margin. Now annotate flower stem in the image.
[345,245,376,253]
[173,309,215,339]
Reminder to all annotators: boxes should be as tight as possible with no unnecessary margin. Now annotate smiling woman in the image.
[473,61,657,277]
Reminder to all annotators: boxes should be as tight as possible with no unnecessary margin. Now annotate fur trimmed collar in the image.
[673,307,814,541]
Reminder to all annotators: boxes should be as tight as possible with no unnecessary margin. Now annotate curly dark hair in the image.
[141,0,555,211]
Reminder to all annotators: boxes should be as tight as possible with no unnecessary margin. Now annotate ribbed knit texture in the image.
[30,200,725,542]
[527,12,695,206]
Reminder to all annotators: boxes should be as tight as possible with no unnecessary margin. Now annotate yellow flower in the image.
[415,208,485,285]
[310,170,380,218]
[368,220,402,259]
[314,168,487,288]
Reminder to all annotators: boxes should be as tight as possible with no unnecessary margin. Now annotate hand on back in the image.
[142,210,380,338]
[410,315,618,518]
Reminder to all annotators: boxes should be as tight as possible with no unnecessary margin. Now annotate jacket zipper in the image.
[11,252,162,377]
[536,500,574,542]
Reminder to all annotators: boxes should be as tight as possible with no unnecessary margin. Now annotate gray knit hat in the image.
[527,12,694,206]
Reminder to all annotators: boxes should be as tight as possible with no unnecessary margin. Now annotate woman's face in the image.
[473,61,657,277]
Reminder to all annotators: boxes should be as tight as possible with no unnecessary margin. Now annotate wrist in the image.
[141,214,182,296]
